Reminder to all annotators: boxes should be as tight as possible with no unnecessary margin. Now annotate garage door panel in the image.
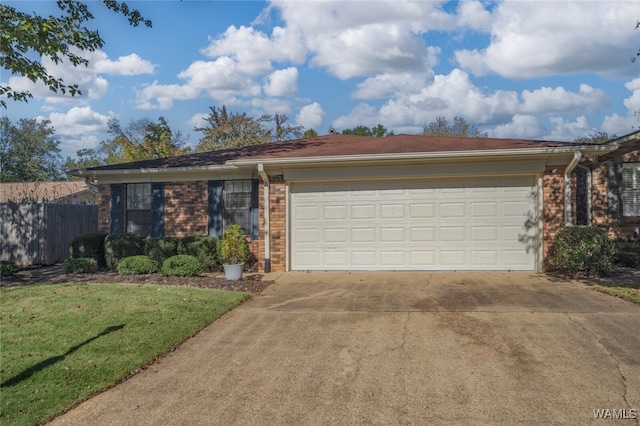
[290,177,537,271]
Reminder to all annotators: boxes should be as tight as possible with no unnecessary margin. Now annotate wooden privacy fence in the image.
[0,203,98,266]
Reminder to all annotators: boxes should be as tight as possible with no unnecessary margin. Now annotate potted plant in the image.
[219,224,250,280]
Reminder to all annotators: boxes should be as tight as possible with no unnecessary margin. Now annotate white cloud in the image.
[38,106,113,154]
[546,116,594,141]
[455,1,639,78]
[520,84,610,115]
[136,81,200,110]
[296,102,325,131]
[264,67,298,97]
[601,78,640,135]
[490,115,547,139]
[94,53,155,76]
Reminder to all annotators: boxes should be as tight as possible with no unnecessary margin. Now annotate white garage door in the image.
[290,176,538,271]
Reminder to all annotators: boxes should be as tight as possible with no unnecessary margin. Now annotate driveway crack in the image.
[401,312,410,355]
[567,314,635,422]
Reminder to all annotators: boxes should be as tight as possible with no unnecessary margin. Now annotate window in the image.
[223,180,252,235]
[622,163,640,217]
[126,183,151,235]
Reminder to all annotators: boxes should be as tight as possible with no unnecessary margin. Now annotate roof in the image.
[74,134,579,173]
[0,181,98,203]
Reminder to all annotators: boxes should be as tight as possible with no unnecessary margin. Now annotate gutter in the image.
[257,163,271,273]
[564,151,582,226]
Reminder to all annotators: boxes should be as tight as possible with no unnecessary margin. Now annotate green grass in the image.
[594,285,640,304]
[0,284,249,426]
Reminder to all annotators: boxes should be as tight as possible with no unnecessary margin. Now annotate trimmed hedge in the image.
[0,260,19,277]
[66,258,98,274]
[117,255,160,275]
[614,240,640,268]
[162,255,202,277]
[69,233,108,268]
[178,235,220,272]
[146,237,180,266]
[553,225,616,277]
[104,233,146,270]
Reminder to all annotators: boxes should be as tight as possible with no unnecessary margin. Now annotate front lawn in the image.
[0,283,249,426]
[593,284,640,304]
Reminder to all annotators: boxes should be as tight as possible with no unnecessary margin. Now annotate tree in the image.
[342,124,394,137]
[1,1,151,108]
[194,106,271,151]
[303,128,318,138]
[99,117,189,164]
[271,113,303,142]
[63,148,105,175]
[573,131,615,145]
[0,117,62,182]
[423,116,488,138]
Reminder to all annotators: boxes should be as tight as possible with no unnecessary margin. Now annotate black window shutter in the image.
[110,184,123,234]
[607,163,623,218]
[208,181,223,237]
[151,182,164,237]
[251,179,259,239]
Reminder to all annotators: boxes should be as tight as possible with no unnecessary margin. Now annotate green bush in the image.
[553,226,616,277]
[117,255,159,275]
[219,225,250,265]
[178,235,220,272]
[104,233,146,270]
[146,237,179,266]
[66,258,98,274]
[69,233,108,268]
[614,251,640,268]
[162,255,202,277]
[0,260,19,277]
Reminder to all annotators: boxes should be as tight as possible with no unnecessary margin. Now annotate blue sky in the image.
[2,0,640,159]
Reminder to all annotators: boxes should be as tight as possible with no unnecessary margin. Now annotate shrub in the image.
[146,237,179,266]
[69,233,108,268]
[0,260,19,277]
[104,233,146,270]
[162,255,202,277]
[219,225,250,266]
[614,251,640,268]
[553,226,616,277]
[117,255,159,275]
[66,258,98,274]
[178,235,220,272]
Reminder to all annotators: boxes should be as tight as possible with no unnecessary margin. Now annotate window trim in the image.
[125,183,152,236]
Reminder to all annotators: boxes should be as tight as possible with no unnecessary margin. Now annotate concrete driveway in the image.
[51,272,640,425]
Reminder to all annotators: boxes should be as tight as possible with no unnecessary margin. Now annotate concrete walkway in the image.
[50,272,640,425]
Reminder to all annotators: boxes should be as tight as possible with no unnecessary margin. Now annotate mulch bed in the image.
[0,266,272,294]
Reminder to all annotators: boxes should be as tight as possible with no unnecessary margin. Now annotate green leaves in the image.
[0,1,151,108]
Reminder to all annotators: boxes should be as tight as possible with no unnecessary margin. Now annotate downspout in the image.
[576,163,592,225]
[257,163,271,273]
[564,151,582,226]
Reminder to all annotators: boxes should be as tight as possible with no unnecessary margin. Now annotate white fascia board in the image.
[69,165,252,184]
[228,145,615,168]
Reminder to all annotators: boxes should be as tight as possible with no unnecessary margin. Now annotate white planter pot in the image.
[223,264,243,281]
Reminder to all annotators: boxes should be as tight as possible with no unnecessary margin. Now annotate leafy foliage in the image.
[303,128,318,138]
[423,116,488,138]
[553,226,616,277]
[342,124,394,137]
[178,235,220,272]
[69,232,108,268]
[162,254,202,277]
[65,257,98,274]
[0,260,18,277]
[573,131,615,144]
[219,224,250,265]
[117,255,159,275]
[613,239,640,268]
[104,233,146,270]
[0,117,62,182]
[146,237,180,267]
[0,0,151,107]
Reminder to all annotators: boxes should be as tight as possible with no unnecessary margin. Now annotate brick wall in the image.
[542,165,566,271]
[97,184,110,233]
[251,175,286,272]
[164,181,208,237]
[591,150,640,239]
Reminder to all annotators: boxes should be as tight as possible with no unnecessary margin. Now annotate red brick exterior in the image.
[97,184,110,233]
[590,150,640,239]
[164,181,208,237]
[542,165,566,271]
